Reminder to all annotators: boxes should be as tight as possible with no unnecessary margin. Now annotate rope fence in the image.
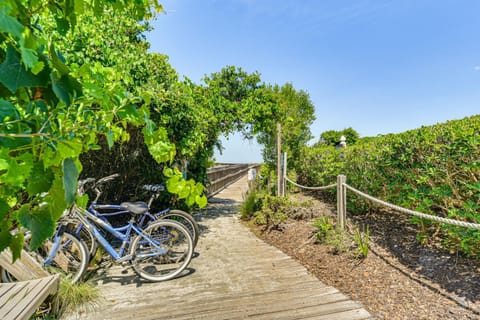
[284,176,337,191]
[344,183,480,229]
[285,174,480,230]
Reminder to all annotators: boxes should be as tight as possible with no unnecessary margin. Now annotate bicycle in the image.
[70,200,194,281]
[76,174,199,258]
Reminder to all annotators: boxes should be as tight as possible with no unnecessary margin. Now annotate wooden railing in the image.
[206,163,261,197]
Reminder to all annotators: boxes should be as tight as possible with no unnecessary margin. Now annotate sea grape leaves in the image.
[0,46,48,93]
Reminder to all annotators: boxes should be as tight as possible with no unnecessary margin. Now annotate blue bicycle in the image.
[75,174,199,259]
[70,200,194,281]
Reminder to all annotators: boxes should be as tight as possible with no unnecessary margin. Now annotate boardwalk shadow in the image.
[192,198,242,236]
[90,266,196,287]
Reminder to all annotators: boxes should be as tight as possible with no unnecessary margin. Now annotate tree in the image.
[318,127,360,146]
[257,83,316,173]
[0,0,207,258]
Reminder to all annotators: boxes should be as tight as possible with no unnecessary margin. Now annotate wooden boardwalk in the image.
[64,175,373,320]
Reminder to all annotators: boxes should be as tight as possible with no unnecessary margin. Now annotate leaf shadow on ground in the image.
[193,197,241,237]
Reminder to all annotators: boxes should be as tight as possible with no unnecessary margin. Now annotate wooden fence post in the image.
[282,152,287,197]
[337,175,347,230]
[276,123,282,196]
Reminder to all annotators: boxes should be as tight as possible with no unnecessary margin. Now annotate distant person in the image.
[335,135,347,150]
[335,136,346,159]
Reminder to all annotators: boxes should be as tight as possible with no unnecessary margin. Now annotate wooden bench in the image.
[0,274,60,320]
[0,249,60,320]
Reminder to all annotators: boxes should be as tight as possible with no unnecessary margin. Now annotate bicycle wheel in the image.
[131,220,193,282]
[2,230,89,284]
[161,210,200,248]
[32,230,89,283]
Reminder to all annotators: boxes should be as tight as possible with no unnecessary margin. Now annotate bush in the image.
[301,115,480,257]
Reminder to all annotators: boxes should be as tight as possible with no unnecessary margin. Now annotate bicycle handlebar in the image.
[96,173,120,185]
[77,174,120,198]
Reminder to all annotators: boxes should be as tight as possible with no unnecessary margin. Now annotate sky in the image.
[146,0,480,163]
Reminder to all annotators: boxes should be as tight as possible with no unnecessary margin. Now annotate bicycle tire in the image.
[1,230,89,284]
[160,210,200,248]
[44,230,89,283]
[131,220,193,282]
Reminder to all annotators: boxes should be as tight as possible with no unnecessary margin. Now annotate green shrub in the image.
[312,216,334,241]
[301,115,480,257]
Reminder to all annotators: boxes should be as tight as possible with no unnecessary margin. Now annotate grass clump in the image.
[312,216,370,258]
[51,278,101,318]
[353,226,370,258]
[241,189,262,220]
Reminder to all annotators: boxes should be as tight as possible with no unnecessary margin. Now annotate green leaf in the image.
[196,194,208,208]
[26,162,54,197]
[51,73,71,105]
[50,73,82,106]
[148,140,176,163]
[18,204,55,251]
[106,130,114,148]
[19,47,38,69]
[55,16,70,36]
[195,182,205,194]
[59,140,84,158]
[166,175,181,193]
[0,46,49,93]
[49,43,70,76]
[76,194,89,209]
[0,99,19,121]
[0,199,9,221]
[47,174,67,221]
[31,61,45,75]
[10,233,24,262]
[74,0,85,14]
[163,167,174,177]
[0,8,24,38]
[62,158,78,205]
[0,153,34,187]
[0,220,12,253]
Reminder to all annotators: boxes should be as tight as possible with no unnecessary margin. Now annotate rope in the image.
[285,176,337,191]
[344,183,480,229]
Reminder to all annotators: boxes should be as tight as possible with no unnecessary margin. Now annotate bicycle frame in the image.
[43,225,67,266]
[73,206,167,262]
[87,201,175,230]
[137,208,170,227]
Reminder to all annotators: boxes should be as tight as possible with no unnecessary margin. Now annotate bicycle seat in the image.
[120,201,149,215]
[143,184,165,192]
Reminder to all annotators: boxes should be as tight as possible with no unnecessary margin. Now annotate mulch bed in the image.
[246,192,480,320]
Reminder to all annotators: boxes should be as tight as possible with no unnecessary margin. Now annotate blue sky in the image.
[147,0,480,163]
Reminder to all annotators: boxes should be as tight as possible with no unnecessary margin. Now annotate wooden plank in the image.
[0,249,49,281]
[136,289,347,319]
[0,274,60,320]
[249,300,369,320]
